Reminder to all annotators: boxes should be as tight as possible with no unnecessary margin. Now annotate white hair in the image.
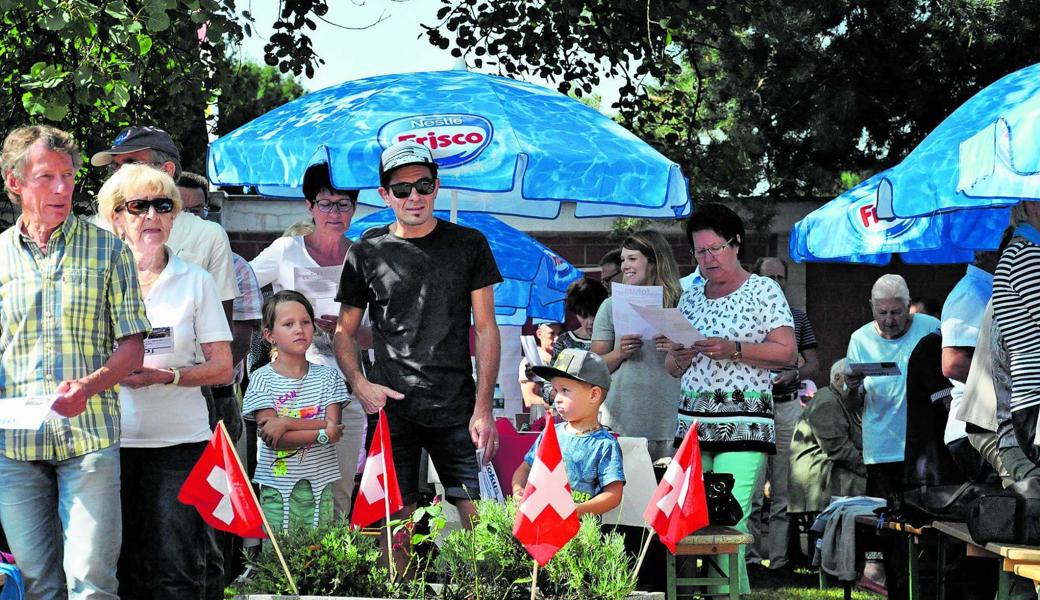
[830,358,849,384]
[870,273,910,306]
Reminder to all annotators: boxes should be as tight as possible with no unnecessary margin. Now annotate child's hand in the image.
[326,422,345,444]
[513,487,526,500]
[258,416,291,448]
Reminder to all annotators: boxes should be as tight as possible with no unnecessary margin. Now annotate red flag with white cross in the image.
[643,421,709,552]
[178,421,267,539]
[351,409,404,529]
[512,413,580,566]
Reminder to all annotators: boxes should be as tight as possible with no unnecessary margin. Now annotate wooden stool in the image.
[666,526,754,600]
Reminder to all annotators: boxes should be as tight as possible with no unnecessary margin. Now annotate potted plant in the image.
[234,500,662,600]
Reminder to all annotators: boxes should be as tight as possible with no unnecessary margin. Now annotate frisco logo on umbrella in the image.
[377,114,494,169]
[850,201,917,237]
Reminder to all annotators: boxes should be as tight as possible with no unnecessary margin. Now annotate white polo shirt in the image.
[119,253,233,447]
[166,212,239,301]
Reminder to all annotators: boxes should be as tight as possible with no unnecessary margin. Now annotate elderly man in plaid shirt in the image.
[0,125,151,599]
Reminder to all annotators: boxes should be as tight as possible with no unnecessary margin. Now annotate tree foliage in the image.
[215,62,306,136]
[425,0,1040,206]
[0,0,320,214]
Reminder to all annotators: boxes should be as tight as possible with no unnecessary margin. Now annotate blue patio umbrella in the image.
[347,210,583,325]
[875,63,1040,219]
[791,171,1010,265]
[208,69,690,220]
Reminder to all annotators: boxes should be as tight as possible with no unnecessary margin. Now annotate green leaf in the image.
[40,10,67,31]
[104,1,129,20]
[21,91,45,116]
[43,99,69,121]
[146,10,170,32]
[136,33,152,55]
[110,82,130,107]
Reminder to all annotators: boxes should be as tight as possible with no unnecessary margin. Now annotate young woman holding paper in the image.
[590,230,682,461]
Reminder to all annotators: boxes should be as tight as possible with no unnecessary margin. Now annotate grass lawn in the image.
[747,587,876,600]
[744,565,879,600]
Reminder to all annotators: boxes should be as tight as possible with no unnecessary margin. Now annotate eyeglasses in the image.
[388,178,436,199]
[116,197,175,216]
[313,200,355,214]
[106,159,163,174]
[184,205,209,218]
[693,238,734,259]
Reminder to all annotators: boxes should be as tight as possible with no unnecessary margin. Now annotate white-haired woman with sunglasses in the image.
[249,163,365,519]
[97,164,233,599]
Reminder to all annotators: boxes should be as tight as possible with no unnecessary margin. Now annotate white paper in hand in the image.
[293,265,343,318]
[630,305,706,346]
[0,395,60,430]
[520,335,543,367]
[612,283,663,339]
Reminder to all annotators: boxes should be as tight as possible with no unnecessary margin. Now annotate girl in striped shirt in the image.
[244,290,348,531]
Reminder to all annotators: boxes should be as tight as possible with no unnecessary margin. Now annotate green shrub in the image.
[436,500,533,600]
[542,518,637,600]
[233,521,390,598]
[436,499,638,600]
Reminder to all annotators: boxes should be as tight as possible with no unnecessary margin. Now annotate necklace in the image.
[568,423,602,436]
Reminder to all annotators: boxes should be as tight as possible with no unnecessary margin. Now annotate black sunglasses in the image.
[116,198,175,216]
[388,178,436,199]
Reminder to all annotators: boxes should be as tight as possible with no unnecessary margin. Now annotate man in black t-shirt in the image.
[333,141,502,527]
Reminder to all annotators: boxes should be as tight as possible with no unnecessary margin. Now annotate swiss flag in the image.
[643,421,709,552]
[512,413,580,566]
[178,421,267,539]
[351,409,404,529]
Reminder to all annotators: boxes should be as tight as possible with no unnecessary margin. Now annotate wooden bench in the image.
[933,520,1040,599]
[1012,563,1040,591]
[854,515,935,600]
[666,526,753,600]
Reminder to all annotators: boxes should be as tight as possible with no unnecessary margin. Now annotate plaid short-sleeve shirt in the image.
[0,215,151,461]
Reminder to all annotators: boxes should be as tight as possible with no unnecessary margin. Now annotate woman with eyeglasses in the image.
[97,165,234,599]
[663,203,796,595]
[249,163,365,521]
[590,230,683,461]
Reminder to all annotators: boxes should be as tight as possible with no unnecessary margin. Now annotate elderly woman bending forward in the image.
[98,165,233,600]
[663,203,796,595]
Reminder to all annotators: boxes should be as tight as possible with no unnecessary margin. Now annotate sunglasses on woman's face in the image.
[388,178,436,199]
[116,197,175,216]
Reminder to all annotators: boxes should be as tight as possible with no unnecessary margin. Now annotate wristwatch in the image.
[730,341,743,362]
[316,429,330,445]
[168,367,181,386]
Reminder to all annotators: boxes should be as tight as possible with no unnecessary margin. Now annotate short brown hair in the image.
[1,125,82,203]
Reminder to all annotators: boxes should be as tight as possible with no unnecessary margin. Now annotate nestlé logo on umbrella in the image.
[377,114,494,169]
[850,201,916,238]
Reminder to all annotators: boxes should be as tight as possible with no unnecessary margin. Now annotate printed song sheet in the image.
[611,283,663,339]
[0,395,59,430]
[293,265,343,318]
[630,305,706,346]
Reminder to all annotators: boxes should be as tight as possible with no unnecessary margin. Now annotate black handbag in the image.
[704,472,743,526]
[968,476,1040,545]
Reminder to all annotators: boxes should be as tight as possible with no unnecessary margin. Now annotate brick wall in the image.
[804,261,965,383]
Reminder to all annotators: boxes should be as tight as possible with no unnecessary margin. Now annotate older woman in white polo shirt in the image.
[98,164,233,600]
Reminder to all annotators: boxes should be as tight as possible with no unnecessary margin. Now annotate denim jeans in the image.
[0,444,122,600]
[119,442,214,600]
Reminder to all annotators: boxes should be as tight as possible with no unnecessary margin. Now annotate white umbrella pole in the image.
[451,189,459,224]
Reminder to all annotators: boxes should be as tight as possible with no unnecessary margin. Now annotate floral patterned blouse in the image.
[675,274,794,453]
